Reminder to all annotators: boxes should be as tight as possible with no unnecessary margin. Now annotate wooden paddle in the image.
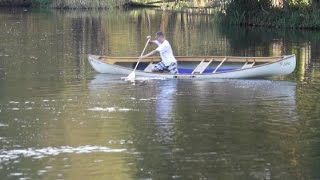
[125,38,151,82]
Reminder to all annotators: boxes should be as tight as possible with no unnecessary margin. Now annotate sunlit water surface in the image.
[0,8,320,180]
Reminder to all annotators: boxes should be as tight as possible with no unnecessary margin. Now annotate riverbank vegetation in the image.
[0,0,128,8]
[217,0,320,30]
[50,0,126,9]
[0,0,215,9]
[0,0,32,7]
[1,0,320,30]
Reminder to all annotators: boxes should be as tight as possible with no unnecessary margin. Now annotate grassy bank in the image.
[0,0,200,9]
[216,3,320,30]
[50,0,127,9]
[0,0,128,8]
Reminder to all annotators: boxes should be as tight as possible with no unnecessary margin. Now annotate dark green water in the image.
[0,8,320,180]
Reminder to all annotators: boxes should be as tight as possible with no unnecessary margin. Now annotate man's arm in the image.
[140,36,160,58]
[141,49,158,58]
[149,40,158,45]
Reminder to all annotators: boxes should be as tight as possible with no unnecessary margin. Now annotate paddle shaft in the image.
[133,38,151,71]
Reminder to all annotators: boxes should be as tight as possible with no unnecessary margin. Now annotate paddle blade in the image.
[125,71,135,82]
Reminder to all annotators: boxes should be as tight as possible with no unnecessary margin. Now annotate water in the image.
[0,8,320,180]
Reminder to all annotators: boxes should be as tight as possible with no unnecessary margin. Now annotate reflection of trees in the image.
[45,87,132,180]
[1,7,318,91]
[295,70,320,179]
[218,25,320,80]
[127,80,304,179]
[57,9,318,83]
[2,7,320,180]
[172,80,299,179]
[71,15,105,78]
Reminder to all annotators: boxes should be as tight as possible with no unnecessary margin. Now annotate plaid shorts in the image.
[152,62,178,74]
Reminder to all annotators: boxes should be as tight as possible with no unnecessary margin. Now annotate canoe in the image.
[88,54,296,79]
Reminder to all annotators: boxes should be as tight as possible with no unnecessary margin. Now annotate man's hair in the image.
[156,31,164,37]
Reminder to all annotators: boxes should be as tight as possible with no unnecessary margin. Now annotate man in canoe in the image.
[141,31,178,74]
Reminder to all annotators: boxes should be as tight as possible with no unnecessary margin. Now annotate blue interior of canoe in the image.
[136,63,237,74]
[177,68,237,74]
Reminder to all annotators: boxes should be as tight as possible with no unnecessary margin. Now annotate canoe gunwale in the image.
[97,55,284,64]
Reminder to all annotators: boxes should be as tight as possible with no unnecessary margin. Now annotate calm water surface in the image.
[0,8,320,180]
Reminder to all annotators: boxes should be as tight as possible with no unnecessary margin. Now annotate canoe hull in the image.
[88,55,296,79]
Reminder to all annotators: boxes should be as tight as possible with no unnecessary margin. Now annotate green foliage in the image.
[220,0,320,29]
[32,0,51,7]
[289,0,309,6]
[50,0,128,9]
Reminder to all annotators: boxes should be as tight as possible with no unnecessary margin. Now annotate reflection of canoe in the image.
[88,54,296,79]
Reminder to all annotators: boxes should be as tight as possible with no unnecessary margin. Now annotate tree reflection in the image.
[1,8,320,179]
[127,79,301,179]
[47,9,319,82]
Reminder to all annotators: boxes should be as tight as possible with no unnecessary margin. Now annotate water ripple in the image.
[0,146,126,163]
[0,123,9,127]
[88,107,133,112]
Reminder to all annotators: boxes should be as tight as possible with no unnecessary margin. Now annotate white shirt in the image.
[155,40,177,66]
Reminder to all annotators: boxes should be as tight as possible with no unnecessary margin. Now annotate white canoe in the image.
[88,54,296,79]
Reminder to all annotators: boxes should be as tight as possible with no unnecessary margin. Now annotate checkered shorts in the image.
[152,62,178,74]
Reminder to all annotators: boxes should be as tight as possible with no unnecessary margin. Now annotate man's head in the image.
[156,31,165,43]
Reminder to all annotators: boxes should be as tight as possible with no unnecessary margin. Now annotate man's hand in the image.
[146,36,151,40]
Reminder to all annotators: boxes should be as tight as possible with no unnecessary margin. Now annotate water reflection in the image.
[1,8,320,180]
[1,9,319,81]
[88,74,125,90]
[155,80,177,120]
[0,146,126,164]
[154,80,177,145]
[117,79,299,179]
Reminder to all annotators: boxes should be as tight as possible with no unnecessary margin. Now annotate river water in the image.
[0,8,320,180]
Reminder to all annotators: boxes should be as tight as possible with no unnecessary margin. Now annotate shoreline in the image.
[1,0,319,31]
